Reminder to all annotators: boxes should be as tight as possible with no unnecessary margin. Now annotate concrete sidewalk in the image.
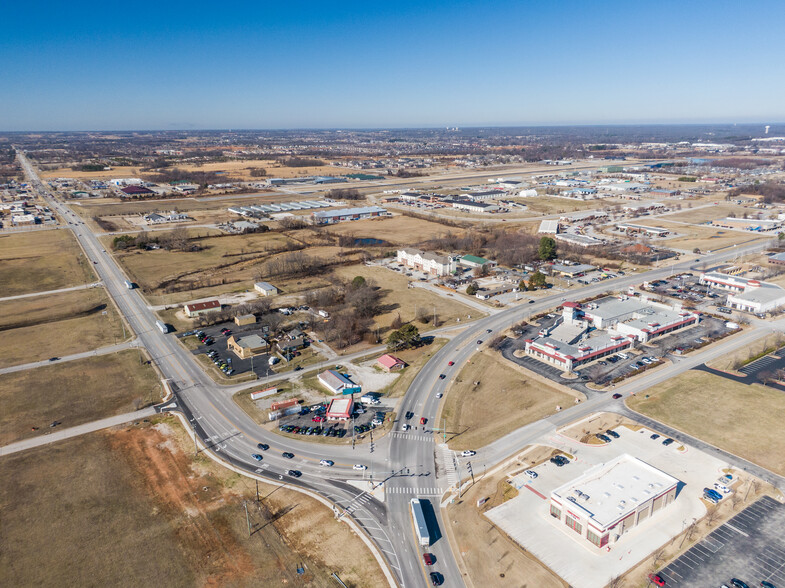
[0,407,157,457]
[0,340,138,375]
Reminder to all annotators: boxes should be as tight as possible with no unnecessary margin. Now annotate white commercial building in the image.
[396,248,456,276]
[549,454,679,549]
[700,271,785,313]
[254,281,279,296]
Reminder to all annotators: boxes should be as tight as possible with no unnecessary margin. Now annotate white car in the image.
[714,483,731,494]
[319,459,334,467]
[524,469,538,479]
[461,450,476,457]
[402,424,410,431]
[353,464,367,471]
[435,393,443,399]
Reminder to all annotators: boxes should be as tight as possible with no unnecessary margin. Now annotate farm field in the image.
[0,418,386,587]
[0,229,95,296]
[441,351,574,451]
[331,264,480,332]
[0,350,161,445]
[627,370,785,476]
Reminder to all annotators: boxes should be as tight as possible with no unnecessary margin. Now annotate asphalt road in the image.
[14,149,779,588]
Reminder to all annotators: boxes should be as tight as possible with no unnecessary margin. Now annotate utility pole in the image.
[244,501,252,536]
[256,480,259,504]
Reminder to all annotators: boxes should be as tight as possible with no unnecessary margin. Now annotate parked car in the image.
[605,429,620,438]
[730,580,749,588]
[662,438,674,446]
[596,434,611,443]
[461,450,476,457]
[524,469,538,479]
[550,455,569,466]
[650,433,660,440]
[647,573,666,586]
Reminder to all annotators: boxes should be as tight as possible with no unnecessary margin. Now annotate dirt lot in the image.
[443,463,567,588]
[441,351,575,451]
[627,370,785,476]
[323,214,459,244]
[0,229,95,295]
[0,350,161,445]
[0,288,126,368]
[0,418,385,587]
[332,264,479,333]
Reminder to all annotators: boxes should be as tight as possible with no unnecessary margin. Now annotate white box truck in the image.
[156,320,170,334]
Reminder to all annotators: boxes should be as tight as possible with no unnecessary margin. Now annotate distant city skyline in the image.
[2,0,784,131]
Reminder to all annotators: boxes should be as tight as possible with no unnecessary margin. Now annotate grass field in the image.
[0,229,95,295]
[441,352,574,451]
[0,417,385,587]
[0,350,161,445]
[332,264,480,333]
[377,338,448,398]
[443,466,567,588]
[0,287,126,368]
[659,203,756,224]
[653,221,768,252]
[523,196,620,214]
[627,370,785,476]
[323,215,459,244]
[113,231,295,294]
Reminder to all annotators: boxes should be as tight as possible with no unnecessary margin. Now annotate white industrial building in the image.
[396,248,456,276]
[549,454,679,549]
[700,271,785,314]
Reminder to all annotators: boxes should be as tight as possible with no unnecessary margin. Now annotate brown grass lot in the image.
[652,221,768,251]
[443,465,567,588]
[661,202,758,224]
[0,350,161,445]
[332,264,480,333]
[523,196,620,214]
[323,215,460,244]
[441,352,575,451]
[706,332,785,372]
[39,159,348,181]
[0,418,385,588]
[627,370,785,476]
[0,229,95,295]
[377,338,448,398]
[0,287,126,368]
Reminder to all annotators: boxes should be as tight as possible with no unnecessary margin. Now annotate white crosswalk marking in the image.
[391,432,432,442]
[386,487,443,495]
[438,444,458,486]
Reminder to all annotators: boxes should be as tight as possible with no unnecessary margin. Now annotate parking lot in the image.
[180,320,311,378]
[659,495,785,588]
[277,401,392,441]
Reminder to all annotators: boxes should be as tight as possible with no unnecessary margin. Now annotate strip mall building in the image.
[524,296,699,372]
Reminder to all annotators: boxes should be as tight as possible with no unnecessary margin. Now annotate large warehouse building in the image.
[311,206,388,225]
[549,455,679,549]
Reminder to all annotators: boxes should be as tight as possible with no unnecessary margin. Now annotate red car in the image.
[448,361,454,366]
[422,553,435,566]
[647,573,666,586]
[312,416,323,422]
[612,393,622,399]
[420,417,427,425]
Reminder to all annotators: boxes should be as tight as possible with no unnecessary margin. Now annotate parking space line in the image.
[724,522,750,537]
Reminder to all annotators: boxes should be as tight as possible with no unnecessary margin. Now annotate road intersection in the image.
[14,149,781,587]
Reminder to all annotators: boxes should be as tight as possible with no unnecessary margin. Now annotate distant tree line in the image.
[728,182,785,203]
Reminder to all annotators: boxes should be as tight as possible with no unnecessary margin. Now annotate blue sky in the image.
[1,0,784,130]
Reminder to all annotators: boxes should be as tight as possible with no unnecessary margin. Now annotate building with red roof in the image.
[377,353,406,372]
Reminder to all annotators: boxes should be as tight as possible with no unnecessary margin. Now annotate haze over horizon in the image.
[2,0,784,131]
